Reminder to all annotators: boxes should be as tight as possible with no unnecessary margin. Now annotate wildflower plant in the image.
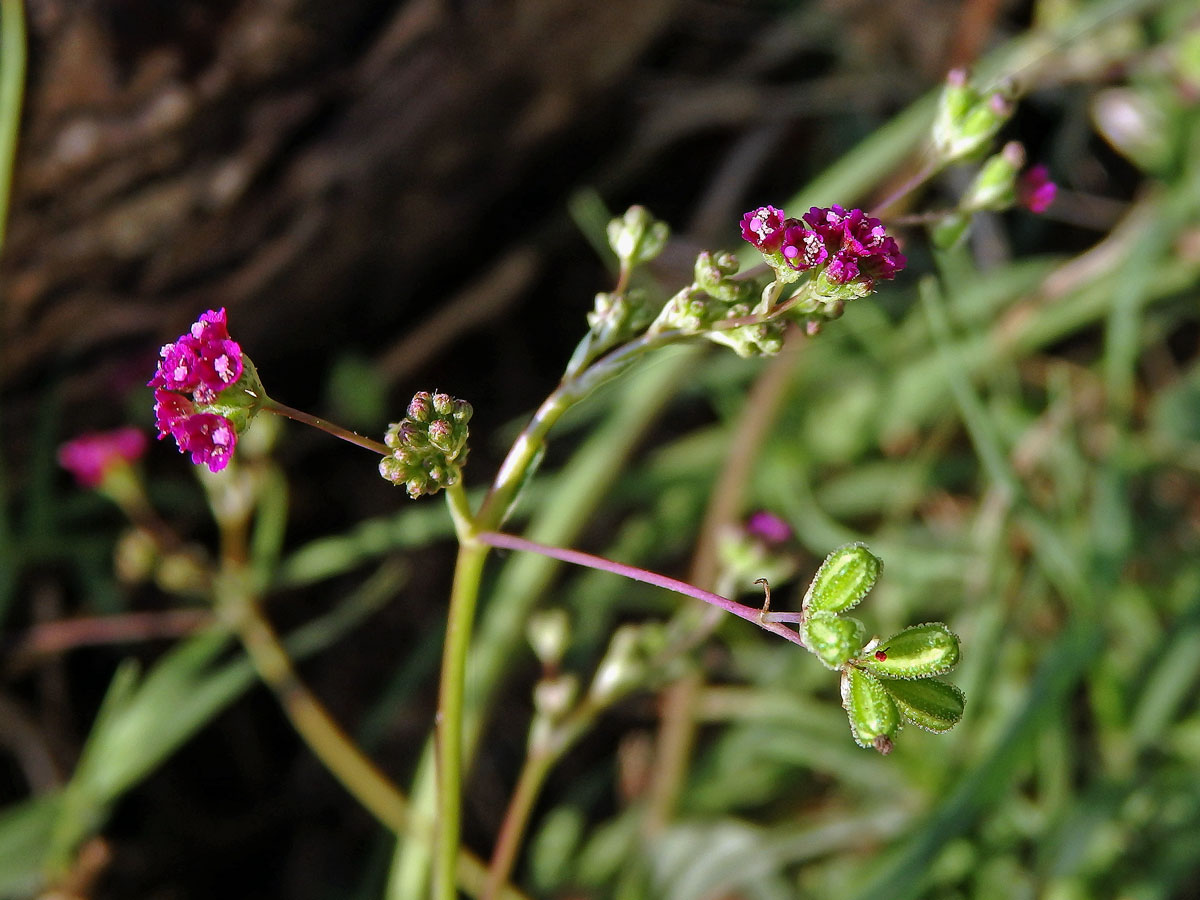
[51,58,1080,900]
[113,191,961,897]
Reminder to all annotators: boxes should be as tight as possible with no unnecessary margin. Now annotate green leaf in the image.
[802,543,881,615]
[0,793,64,895]
[860,622,960,680]
[841,668,900,752]
[802,611,865,671]
[878,677,966,733]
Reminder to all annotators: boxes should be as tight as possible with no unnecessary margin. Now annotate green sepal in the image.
[860,622,960,680]
[201,354,267,434]
[802,611,865,671]
[878,677,965,733]
[802,543,881,615]
[841,668,900,752]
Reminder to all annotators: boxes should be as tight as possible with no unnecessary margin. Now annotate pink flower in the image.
[153,390,237,473]
[740,206,788,251]
[1018,164,1056,214]
[58,427,148,488]
[149,307,243,402]
[801,205,906,285]
[779,222,827,272]
[149,309,246,473]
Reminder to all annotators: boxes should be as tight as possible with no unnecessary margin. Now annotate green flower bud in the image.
[589,625,645,703]
[932,69,1015,164]
[407,391,432,422]
[607,205,670,268]
[802,611,866,670]
[841,667,901,752]
[115,528,158,585]
[431,392,456,417]
[802,543,881,616]
[961,142,1024,212]
[878,676,965,733]
[527,609,571,668]
[860,622,960,679]
[694,251,750,303]
[533,674,579,722]
[581,289,657,360]
[703,314,785,358]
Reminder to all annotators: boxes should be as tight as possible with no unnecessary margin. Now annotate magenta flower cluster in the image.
[58,427,147,488]
[741,204,906,286]
[149,309,243,472]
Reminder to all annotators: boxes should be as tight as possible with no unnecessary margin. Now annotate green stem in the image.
[232,581,528,899]
[264,399,390,456]
[0,0,26,253]
[218,577,410,831]
[482,749,554,900]
[445,479,477,542]
[435,321,765,895]
[434,540,489,900]
[483,699,599,900]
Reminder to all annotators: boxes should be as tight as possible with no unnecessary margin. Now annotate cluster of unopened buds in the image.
[379,391,473,498]
[149,309,263,473]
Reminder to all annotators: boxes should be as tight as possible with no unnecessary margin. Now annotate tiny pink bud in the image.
[1018,164,1057,214]
[746,511,792,546]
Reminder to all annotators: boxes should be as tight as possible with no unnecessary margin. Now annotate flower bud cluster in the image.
[652,251,785,358]
[935,142,1058,249]
[932,68,1014,164]
[793,543,964,753]
[379,391,472,498]
[606,205,670,269]
[960,142,1057,216]
[149,309,264,473]
[586,289,656,351]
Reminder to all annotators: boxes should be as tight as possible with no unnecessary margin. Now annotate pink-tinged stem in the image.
[871,159,941,217]
[475,531,806,648]
[263,399,390,456]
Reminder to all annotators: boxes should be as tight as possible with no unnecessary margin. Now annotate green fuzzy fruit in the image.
[861,622,960,680]
[803,611,865,670]
[803,543,881,615]
[879,677,965,733]
[842,668,900,753]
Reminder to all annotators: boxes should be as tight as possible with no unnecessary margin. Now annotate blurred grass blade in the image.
[0,0,26,251]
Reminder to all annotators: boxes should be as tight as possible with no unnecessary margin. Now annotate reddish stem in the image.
[264,399,390,456]
[475,531,806,647]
